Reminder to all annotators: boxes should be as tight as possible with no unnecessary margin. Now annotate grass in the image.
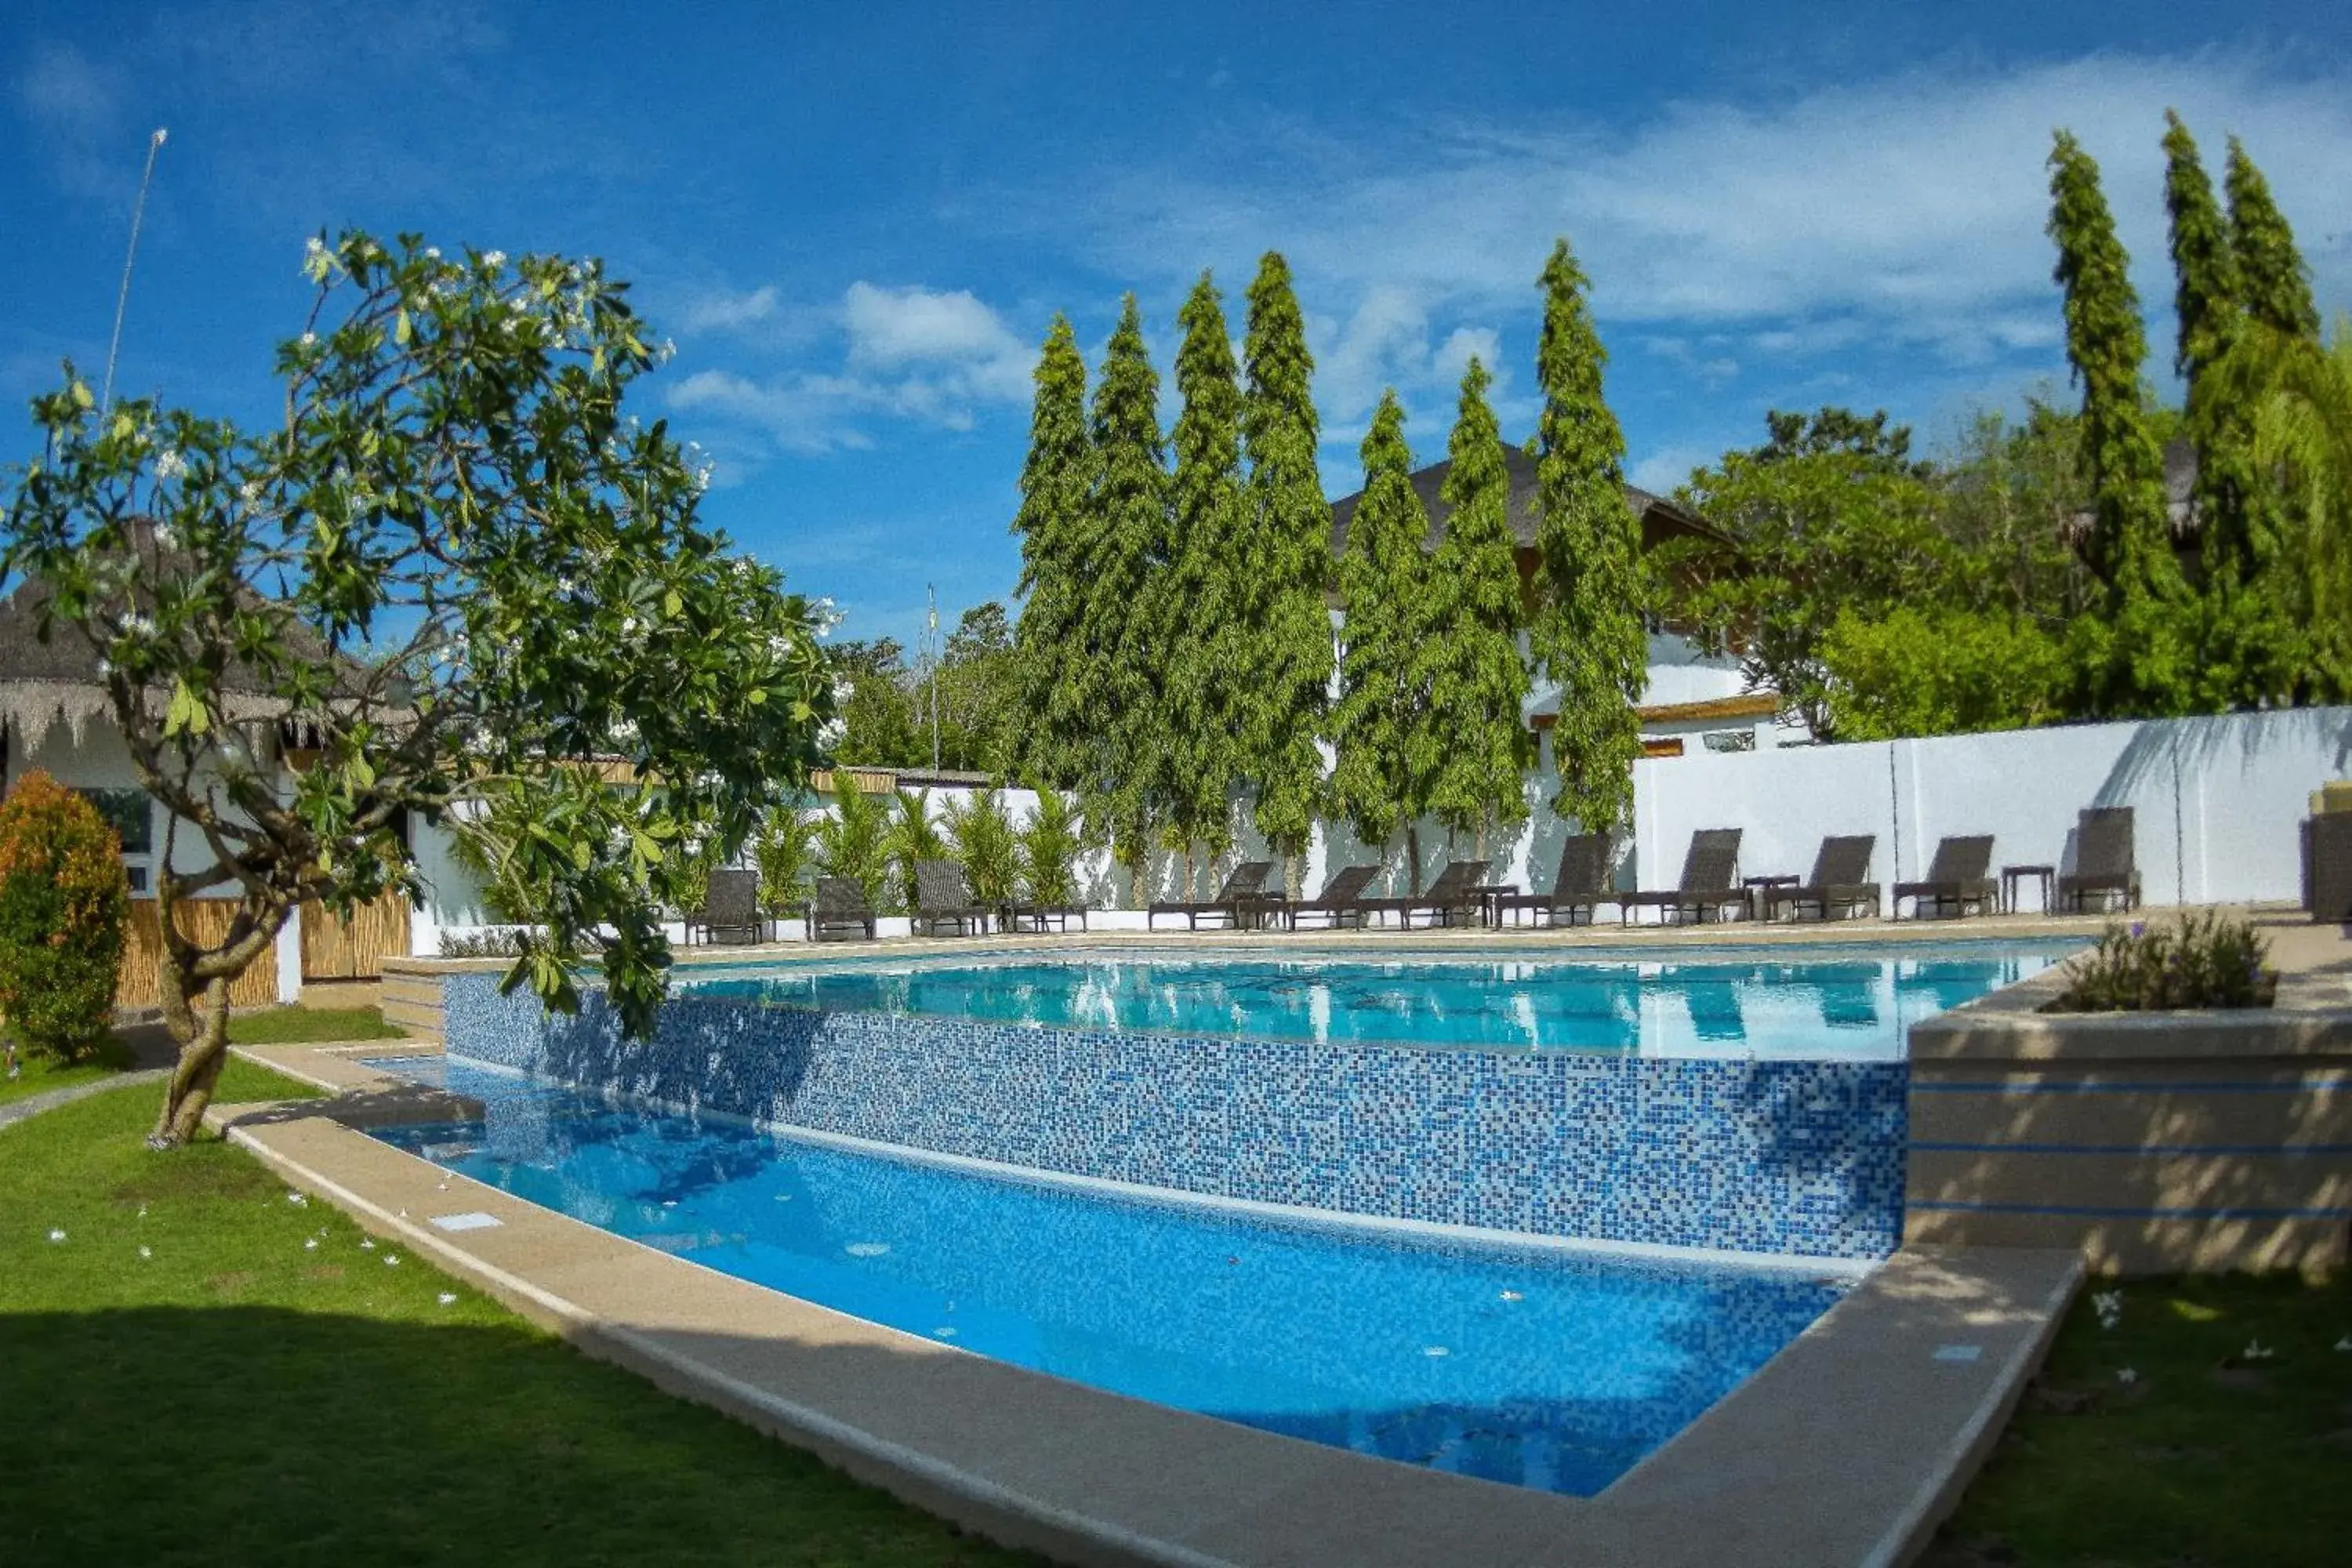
[228,1005,405,1044]
[3,1006,400,1107]
[0,1033,136,1106]
[0,1063,1036,1567]
[1931,1269,2352,1566]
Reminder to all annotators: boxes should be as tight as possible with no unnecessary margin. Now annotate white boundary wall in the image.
[1633,705,2352,909]
[414,704,2352,947]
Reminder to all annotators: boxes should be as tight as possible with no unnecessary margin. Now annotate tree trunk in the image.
[1406,822,1424,896]
[150,975,231,1149]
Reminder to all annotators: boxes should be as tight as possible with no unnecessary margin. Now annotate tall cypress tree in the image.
[1083,293,1169,885]
[1424,357,1530,856]
[2048,130,2190,714]
[1239,252,1336,893]
[1527,238,1646,832]
[1160,272,1247,897]
[2165,111,2299,706]
[1010,314,1094,791]
[2227,136,2321,341]
[1327,390,1437,888]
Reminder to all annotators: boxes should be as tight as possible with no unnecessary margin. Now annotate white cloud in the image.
[842,281,1031,400]
[15,41,127,195]
[1065,51,2352,376]
[680,285,780,334]
[665,281,1033,456]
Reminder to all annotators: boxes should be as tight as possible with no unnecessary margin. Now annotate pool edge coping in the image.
[204,1058,2082,1568]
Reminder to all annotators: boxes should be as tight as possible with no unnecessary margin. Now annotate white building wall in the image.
[1635,706,2352,909]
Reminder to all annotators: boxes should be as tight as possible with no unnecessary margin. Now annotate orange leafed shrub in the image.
[0,770,132,1061]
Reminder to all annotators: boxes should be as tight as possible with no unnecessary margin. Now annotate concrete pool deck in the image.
[210,1050,2078,1568]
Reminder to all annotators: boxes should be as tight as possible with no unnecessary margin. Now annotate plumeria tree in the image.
[2,230,833,1145]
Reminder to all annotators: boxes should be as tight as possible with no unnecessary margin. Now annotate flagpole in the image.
[101,126,169,411]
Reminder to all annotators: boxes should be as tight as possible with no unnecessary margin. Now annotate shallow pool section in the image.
[673,943,2072,1058]
[368,1058,1849,1497]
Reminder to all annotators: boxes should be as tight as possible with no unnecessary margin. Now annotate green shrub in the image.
[752,807,818,915]
[0,771,132,1062]
[2047,910,2277,1012]
[814,781,893,913]
[940,788,1019,906]
[1018,789,1085,908]
[880,788,947,914]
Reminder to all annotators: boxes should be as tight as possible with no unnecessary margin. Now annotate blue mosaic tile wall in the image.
[444,972,1907,1258]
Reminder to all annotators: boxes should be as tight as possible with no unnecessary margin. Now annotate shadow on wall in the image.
[1907,1057,2352,1276]
[2101,706,2352,804]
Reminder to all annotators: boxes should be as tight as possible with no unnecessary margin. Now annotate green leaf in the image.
[71,380,94,410]
[394,310,412,347]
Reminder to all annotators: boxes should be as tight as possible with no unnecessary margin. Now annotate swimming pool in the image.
[369,1056,1851,1497]
[673,942,2074,1059]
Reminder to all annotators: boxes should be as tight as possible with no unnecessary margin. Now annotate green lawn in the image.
[0,1064,1036,1567]
[0,1034,136,1106]
[228,1005,406,1044]
[1931,1269,2352,1566]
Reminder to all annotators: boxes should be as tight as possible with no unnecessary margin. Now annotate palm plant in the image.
[940,787,1020,906]
[753,804,819,916]
[1018,788,1085,908]
[814,780,893,912]
[882,788,948,913]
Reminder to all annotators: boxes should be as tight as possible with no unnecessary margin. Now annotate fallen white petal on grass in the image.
[303,1239,318,1250]
[384,1255,401,1267]
[2116,1367,2140,1385]
[138,1246,152,1260]
[46,1229,65,1243]
[438,1292,457,1306]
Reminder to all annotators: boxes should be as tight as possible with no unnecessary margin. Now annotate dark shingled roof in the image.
[1328,441,1725,557]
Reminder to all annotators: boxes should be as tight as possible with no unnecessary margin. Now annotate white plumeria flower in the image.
[360,1238,376,1250]
[2334,1334,2351,1353]
[303,1238,318,1250]
[2115,1367,2139,1385]
[2243,1340,2274,1361]
[47,1229,66,1243]
[384,1254,401,1267]
[139,1246,153,1260]
[286,1191,308,1207]
[482,249,505,270]
[438,1293,457,1307]
[424,245,441,260]
[154,448,187,481]
[239,480,263,506]
[299,332,317,348]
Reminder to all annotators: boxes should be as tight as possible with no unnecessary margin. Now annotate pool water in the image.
[673,943,2073,1058]
[371,1057,1852,1496]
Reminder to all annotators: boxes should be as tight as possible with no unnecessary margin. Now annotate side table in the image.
[2000,863,2056,916]
[1743,874,1799,921]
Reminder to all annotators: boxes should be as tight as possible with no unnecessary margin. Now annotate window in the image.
[77,787,153,893]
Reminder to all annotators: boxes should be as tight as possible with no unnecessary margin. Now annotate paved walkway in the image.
[0,1067,168,1133]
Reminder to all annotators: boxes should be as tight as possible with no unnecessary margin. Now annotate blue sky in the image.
[5,2,2350,650]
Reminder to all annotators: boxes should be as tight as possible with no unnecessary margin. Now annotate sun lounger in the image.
[1001,899,1089,933]
[684,868,764,945]
[1494,834,1621,927]
[1283,863,1383,931]
[913,859,990,936]
[2060,807,2141,913]
[1893,836,1997,919]
[1767,835,1881,920]
[1147,860,1279,931]
[808,876,877,942]
[1356,858,1494,928]
[1621,829,1744,924]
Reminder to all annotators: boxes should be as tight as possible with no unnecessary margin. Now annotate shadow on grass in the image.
[0,1304,1036,1568]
